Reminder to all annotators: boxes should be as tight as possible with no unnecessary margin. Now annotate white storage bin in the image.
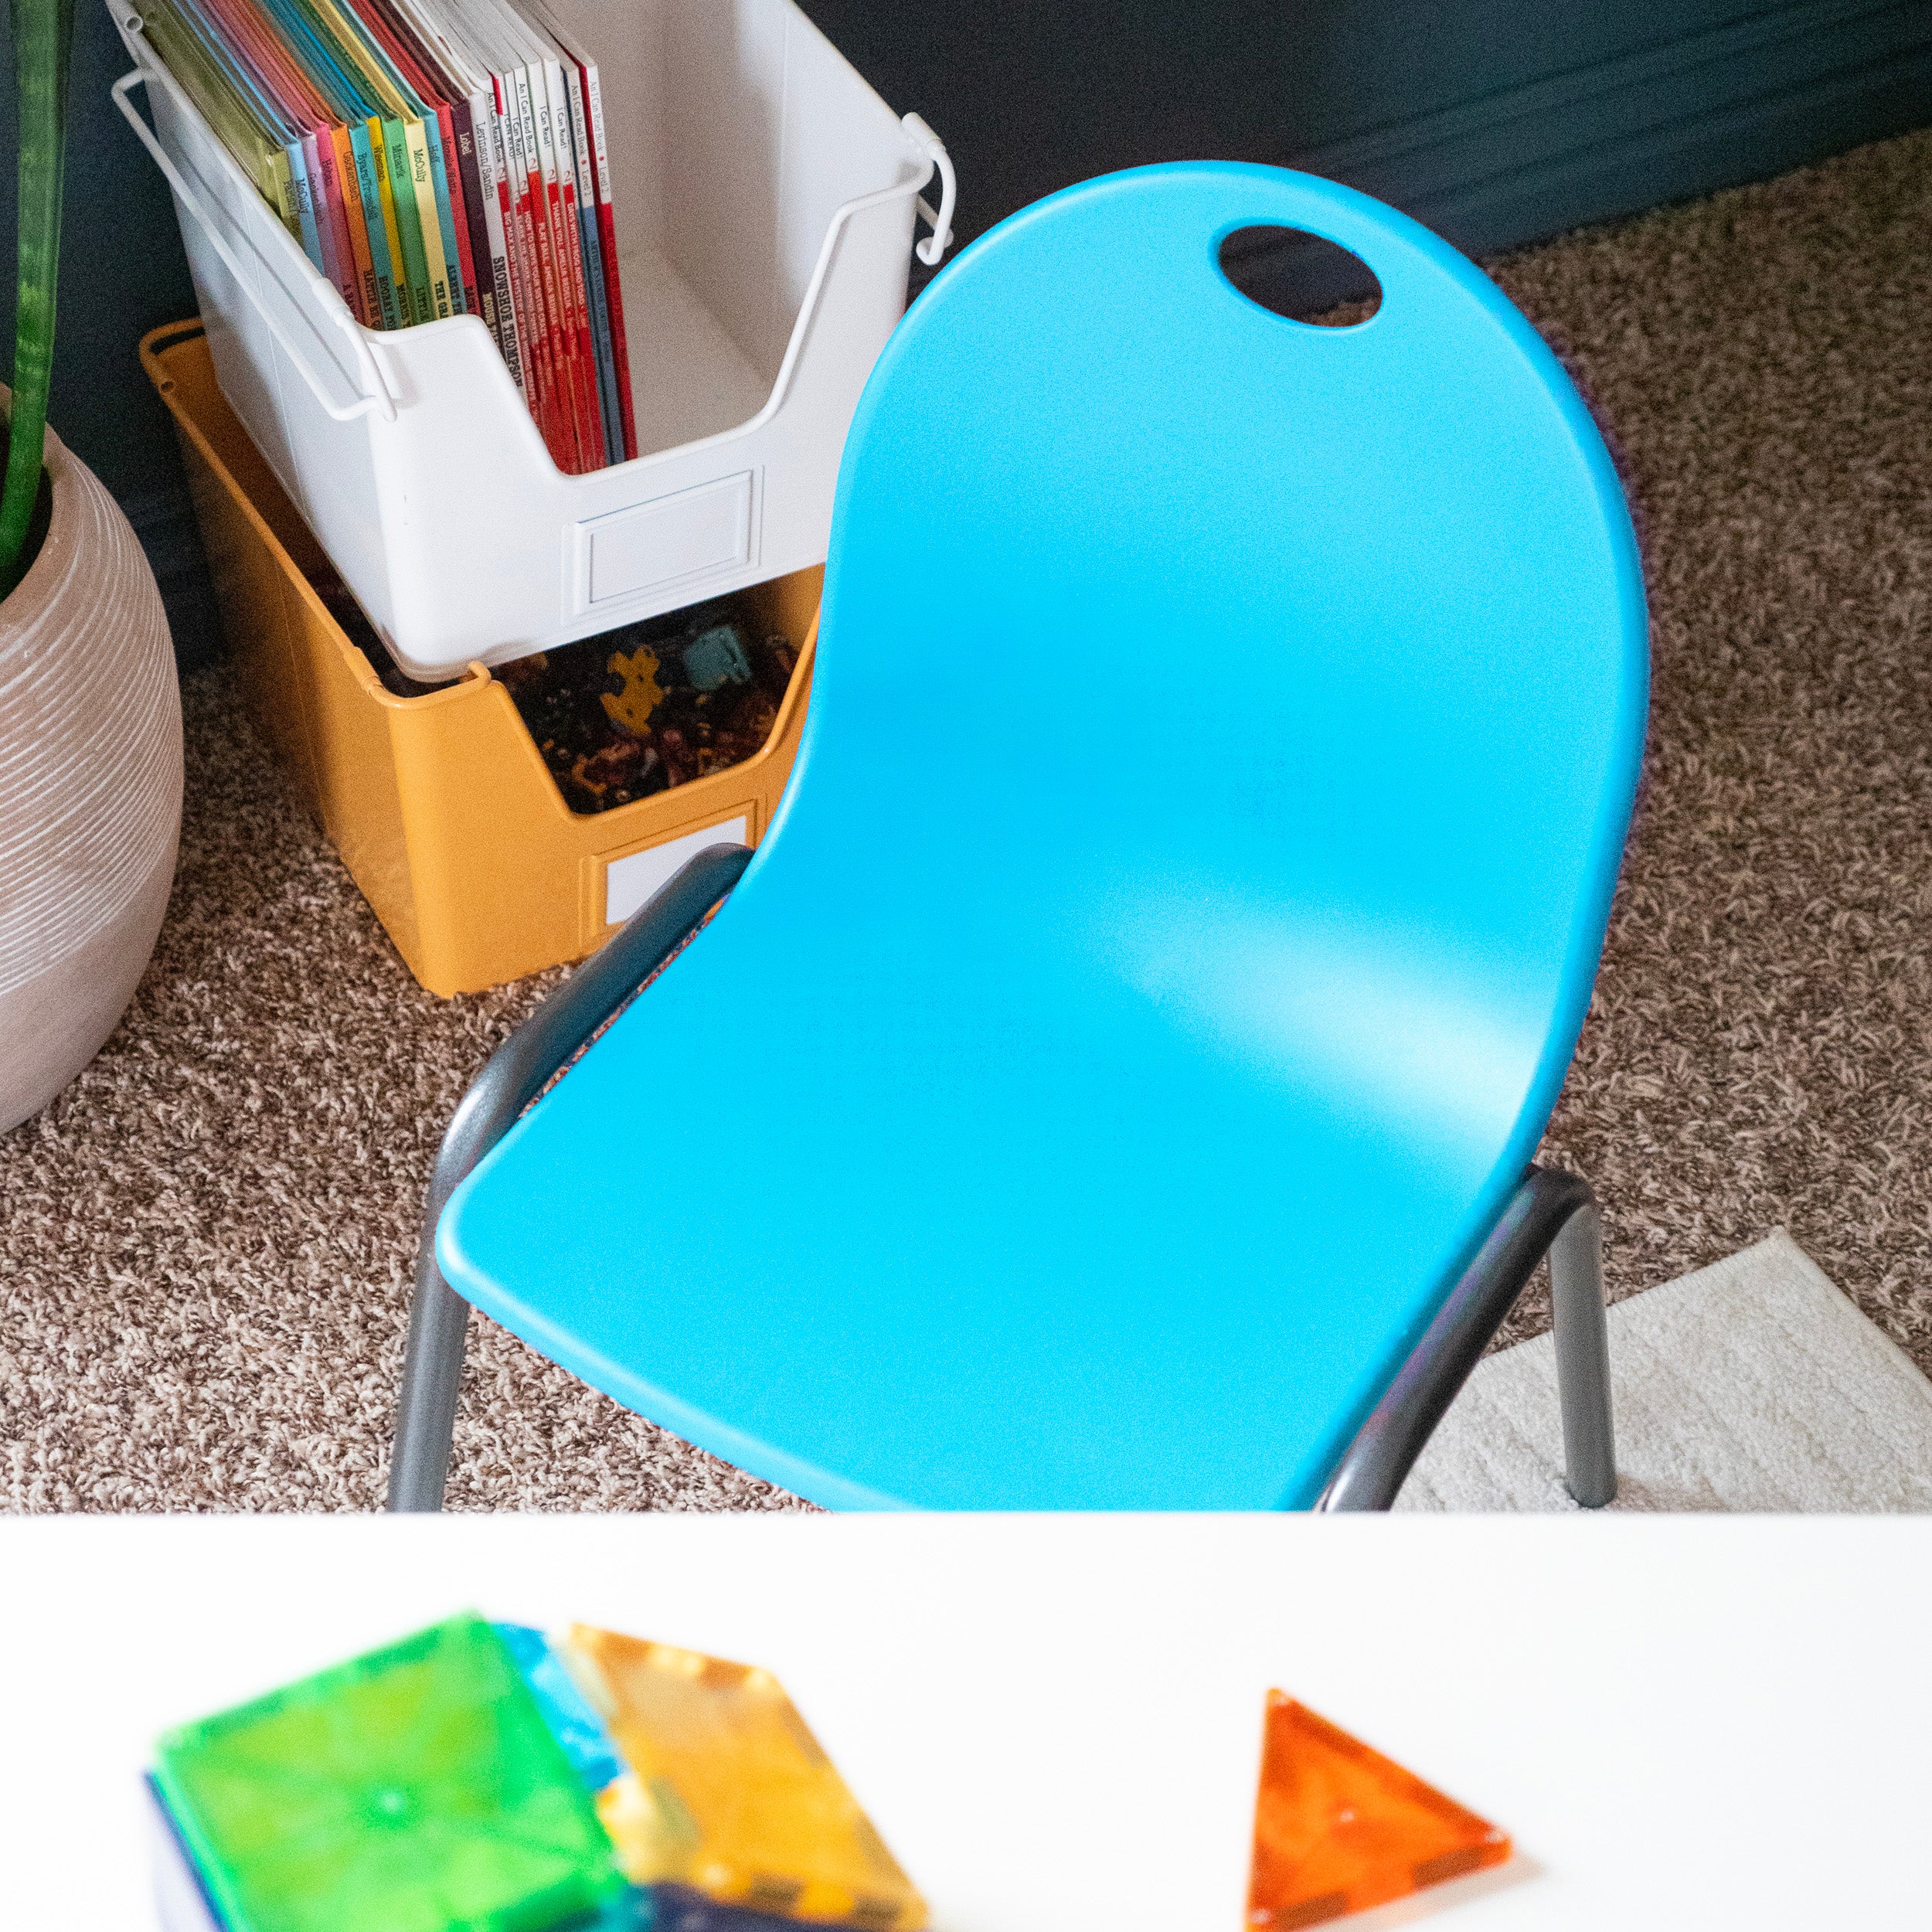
[110,0,953,682]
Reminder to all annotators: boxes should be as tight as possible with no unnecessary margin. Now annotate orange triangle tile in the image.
[1247,1692,1511,1928]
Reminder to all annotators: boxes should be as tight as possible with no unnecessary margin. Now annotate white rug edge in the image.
[1396,1228,1932,1513]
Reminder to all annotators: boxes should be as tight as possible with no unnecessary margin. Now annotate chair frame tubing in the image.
[386,843,754,1512]
[388,852,1617,1515]
[1314,1166,1617,1511]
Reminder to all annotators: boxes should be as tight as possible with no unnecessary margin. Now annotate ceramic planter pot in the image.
[0,402,182,1132]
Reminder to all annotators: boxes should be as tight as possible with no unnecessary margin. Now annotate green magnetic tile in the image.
[153,1613,621,1932]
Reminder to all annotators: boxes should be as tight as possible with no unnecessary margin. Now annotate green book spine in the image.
[367,118,415,327]
[266,147,302,248]
[383,116,434,325]
[406,116,454,318]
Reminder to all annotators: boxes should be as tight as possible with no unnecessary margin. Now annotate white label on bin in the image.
[604,817,748,927]
[579,471,756,607]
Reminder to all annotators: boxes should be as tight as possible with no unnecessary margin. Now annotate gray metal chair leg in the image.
[1549,1200,1616,1508]
[384,842,754,1512]
[1316,1165,1617,1511]
[388,1250,474,1512]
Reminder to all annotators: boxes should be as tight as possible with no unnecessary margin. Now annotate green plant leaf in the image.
[0,0,76,598]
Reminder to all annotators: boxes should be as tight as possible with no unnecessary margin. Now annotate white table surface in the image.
[2,1514,1927,1930]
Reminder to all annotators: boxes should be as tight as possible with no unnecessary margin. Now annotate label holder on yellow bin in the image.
[586,808,756,940]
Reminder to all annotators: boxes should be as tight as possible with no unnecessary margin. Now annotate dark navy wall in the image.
[5,0,1930,665]
[815,0,1932,260]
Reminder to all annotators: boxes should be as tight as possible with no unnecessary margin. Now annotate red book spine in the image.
[514,70,580,470]
[525,165,577,468]
[433,102,479,318]
[331,124,381,329]
[549,166,603,468]
[485,86,537,399]
[531,65,598,470]
[521,184,571,468]
[309,131,363,321]
[498,77,569,468]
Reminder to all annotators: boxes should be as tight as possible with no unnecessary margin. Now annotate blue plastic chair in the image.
[390,164,1648,1513]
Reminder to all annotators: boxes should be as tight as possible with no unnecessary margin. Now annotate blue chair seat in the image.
[430,163,1647,1512]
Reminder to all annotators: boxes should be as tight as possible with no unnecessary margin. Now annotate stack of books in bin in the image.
[148,1614,929,1932]
[133,0,636,473]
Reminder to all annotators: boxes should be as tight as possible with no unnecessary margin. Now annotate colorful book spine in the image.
[509,60,574,468]
[138,0,639,470]
[575,50,634,461]
[540,57,603,466]
[350,119,404,331]
[440,100,482,317]
[410,111,461,319]
[307,129,364,315]
[480,90,534,401]
[332,122,382,325]
[282,139,325,273]
[560,65,617,464]
[382,116,433,322]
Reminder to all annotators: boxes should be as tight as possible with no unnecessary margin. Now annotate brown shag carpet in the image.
[5,129,1932,1509]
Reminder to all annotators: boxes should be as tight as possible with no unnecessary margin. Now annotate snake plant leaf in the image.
[0,0,75,597]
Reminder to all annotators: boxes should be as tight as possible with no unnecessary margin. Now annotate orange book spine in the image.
[329,124,380,328]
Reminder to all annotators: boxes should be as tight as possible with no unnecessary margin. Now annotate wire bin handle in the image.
[110,49,396,424]
[902,113,955,267]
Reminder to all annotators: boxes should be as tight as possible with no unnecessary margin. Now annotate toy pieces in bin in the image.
[148,1613,624,1932]
[497,596,798,815]
[1247,1692,1512,1929]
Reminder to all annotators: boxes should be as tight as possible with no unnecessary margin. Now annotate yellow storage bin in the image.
[141,321,819,998]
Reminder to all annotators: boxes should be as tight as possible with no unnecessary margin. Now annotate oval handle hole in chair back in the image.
[1219,224,1382,326]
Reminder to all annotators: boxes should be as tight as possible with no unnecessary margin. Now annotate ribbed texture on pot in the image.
[0,413,182,996]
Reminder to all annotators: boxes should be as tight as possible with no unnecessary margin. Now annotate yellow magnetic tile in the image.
[565,1628,927,1931]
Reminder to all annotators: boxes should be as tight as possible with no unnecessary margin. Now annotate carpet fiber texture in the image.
[1398,1233,1932,1512]
[5,129,1932,1509]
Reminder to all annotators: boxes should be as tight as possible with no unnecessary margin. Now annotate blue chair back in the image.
[440,164,1648,1509]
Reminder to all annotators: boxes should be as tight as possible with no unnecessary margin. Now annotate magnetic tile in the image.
[497,1623,628,1794]
[152,1614,621,1932]
[1247,1692,1510,1928]
[565,1627,927,1930]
